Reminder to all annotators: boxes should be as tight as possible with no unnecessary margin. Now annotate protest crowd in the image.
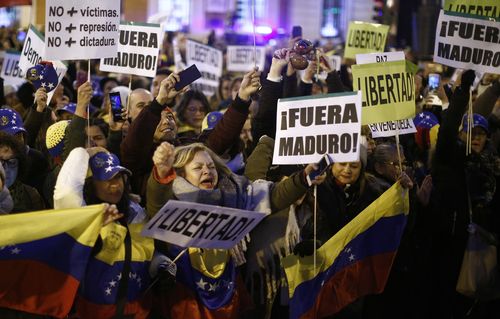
[0,1,499,319]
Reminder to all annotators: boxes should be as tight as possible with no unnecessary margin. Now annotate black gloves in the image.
[460,69,476,91]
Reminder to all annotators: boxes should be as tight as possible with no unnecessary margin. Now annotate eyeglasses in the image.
[0,158,18,168]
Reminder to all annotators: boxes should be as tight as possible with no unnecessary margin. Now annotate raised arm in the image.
[146,142,176,218]
[206,68,260,155]
[24,88,53,147]
[53,147,89,209]
[120,74,181,180]
[251,54,288,146]
[434,70,474,163]
[62,82,92,159]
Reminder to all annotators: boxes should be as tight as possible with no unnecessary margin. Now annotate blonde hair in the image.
[173,143,232,176]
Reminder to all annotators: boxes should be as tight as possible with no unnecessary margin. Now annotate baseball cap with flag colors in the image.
[89,151,131,181]
[0,109,26,135]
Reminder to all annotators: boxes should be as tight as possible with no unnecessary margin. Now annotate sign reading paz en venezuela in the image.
[273,92,362,165]
[352,59,417,125]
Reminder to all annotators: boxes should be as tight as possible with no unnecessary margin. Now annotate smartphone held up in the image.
[109,91,124,122]
[307,154,332,186]
[175,64,202,91]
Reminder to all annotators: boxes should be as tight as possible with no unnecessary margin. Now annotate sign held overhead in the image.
[344,22,390,59]
[352,59,417,125]
[433,10,500,74]
[226,45,266,72]
[273,91,362,165]
[45,0,120,60]
[186,39,223,96]
[100,22,163,77]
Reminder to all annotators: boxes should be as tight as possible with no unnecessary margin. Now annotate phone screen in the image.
[428,74,440,90]
[307,154,331,185]
[317,156,329,173]
[109,92,123,122]
[175,64,202,91]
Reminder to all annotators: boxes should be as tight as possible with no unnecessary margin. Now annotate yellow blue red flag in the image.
[0,204,105,318]
[283,182,409,319]
[75,222,154,319]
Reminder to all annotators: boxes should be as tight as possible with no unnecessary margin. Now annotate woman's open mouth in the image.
[199,177,214,188]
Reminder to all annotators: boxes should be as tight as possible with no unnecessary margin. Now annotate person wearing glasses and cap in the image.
[53,147,155,318]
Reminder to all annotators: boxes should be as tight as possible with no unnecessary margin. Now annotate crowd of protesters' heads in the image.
[0,26,499,319]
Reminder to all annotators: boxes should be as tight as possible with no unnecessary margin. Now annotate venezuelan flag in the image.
[156,246,253,319]
[283,182,409,319]
[0,204,105,319]
[75,222,154,319]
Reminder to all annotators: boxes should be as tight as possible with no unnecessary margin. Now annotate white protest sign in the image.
[434,10,500,74]
[368,119,416,138]
[142,200,267,250]
[356,51,415,137]
[356,51,405,65]
[45,0,120,60]
[186,39,223,96]
[1,51,25,86]
[19,25,45,73]
[100,22,163,78]
[226,45,266,72]
[273,91,362,165]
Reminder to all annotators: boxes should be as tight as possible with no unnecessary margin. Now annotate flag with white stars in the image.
[160,246,253,318]
[414,111,439,129]
[75,222,154,318]
[26,62,60,93]
[283,182,409,319]
[0,204,106,318]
